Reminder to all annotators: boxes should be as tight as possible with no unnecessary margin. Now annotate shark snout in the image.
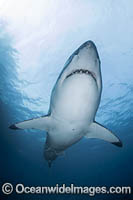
[84,40,96,48]
[77,40,98,54]
[81,40,100,60]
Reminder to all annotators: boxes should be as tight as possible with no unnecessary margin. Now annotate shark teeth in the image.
[66,69,96,81]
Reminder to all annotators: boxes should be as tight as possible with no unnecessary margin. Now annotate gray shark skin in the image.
[9,41,122,167]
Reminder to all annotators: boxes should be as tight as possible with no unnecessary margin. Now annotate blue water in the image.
[0,1,133,199]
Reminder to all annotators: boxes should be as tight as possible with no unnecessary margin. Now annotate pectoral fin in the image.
[9,115,51,131]
[85,122,122,147]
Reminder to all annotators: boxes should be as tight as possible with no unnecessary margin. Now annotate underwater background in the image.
[0,0,133,199]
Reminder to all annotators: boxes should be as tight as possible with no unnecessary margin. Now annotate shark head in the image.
[58,40,102,89]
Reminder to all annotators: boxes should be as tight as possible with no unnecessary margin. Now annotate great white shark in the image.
[10,41,122,167]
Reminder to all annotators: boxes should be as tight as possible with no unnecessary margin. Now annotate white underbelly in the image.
[51,74,100,121]
[48,119,86,150]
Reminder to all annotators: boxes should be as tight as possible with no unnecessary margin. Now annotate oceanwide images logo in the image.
[1,183,132,196]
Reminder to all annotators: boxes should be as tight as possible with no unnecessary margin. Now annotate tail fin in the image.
[9,115,51,131]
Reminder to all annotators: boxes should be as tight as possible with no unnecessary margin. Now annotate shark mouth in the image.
[66,69,96,82]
